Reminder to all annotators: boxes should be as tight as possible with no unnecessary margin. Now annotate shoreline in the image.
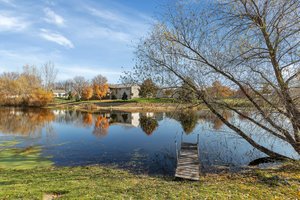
[1,97,267,112]
[44,100,205,112]
[1,101,266,113]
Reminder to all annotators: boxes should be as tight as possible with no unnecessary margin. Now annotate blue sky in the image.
[0,0,160,83]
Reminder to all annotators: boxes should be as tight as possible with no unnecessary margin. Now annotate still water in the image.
[0,108,299,175]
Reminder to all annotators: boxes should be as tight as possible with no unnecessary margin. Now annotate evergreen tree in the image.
[139,79,158,98]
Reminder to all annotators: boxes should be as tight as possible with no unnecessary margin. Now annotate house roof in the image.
[109,84,139,89]
[52,89,67,93]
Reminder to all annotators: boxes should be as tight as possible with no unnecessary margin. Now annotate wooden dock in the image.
[175,136,200,181]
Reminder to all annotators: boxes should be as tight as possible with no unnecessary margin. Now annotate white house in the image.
[52,90,68,98]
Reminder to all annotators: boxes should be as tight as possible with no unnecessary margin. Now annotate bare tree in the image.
[92,74,108,86]
[40,61,58,91]
[20,65,42,96]
[55,79,73,92]
[129,0,300,158]
[72,76,88,99]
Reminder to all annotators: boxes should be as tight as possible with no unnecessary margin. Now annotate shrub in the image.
[27,89,53,107]
[122,92,128,100]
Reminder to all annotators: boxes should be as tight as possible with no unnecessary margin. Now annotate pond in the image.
[0,108,299,175]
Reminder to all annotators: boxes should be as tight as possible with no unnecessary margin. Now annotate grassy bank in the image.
[46,98,185,112]
[51,97,177,105]
[46,97,252,112]
[0,162,299,199]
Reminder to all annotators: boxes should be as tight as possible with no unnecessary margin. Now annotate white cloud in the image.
[86,6,125,23]
[0,14,29,31]
[44,7,65,26]
[40,29,74,48]
[82,26,131,42]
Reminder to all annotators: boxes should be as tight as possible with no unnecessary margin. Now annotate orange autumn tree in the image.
[92,74,109,100]
[93,115,109,136]
[82,86,93,100]
[83,113,93,126]
[209,81,234,98]
[93,83,109,100]
[29,89,53,106]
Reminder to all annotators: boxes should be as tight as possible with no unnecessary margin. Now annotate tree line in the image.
[138,78,264,102]
[0,62,110,106]
[0,63,56,106]
[55,74,109,101]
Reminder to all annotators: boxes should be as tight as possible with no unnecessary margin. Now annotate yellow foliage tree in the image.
[28,89,53,107]
[0,68,54,106]
[93,116,109,136]
[82,86,93,100]
[83,113,93,126]
[209,81,234,98]
[93,83,109,100]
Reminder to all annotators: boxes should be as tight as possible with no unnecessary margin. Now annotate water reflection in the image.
[109,112,140,127]
[139,115,158,135]
[0,108,299,175]
[172,111,198,134]
[0,108,54,136]
[0,108,200,137]
[202,111,233,130]
[93,116,109,137]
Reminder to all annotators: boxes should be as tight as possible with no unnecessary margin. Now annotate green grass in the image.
[118,98,177,104]
[223,98,252,107]
[0,141,52,170]
[53,98,76,104]
[0,162,299,199]
[53,97,251,106]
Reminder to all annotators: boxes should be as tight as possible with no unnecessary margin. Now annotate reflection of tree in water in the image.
[121,114,129,123]
[202,110,232,130]
[178,111,198,134]
[166,111,198,134]
[110,113,117,123]
[139,116,158,135]
[93,116,110,137]
[54,110,86,127]
[0,108,55,136]
[82,113,93,126]
[167,110,233,132]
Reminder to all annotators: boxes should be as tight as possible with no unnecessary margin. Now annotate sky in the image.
[0,0,160,83]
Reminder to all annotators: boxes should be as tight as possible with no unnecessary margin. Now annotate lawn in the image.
[0,162,299,199]
[117,98,177,104]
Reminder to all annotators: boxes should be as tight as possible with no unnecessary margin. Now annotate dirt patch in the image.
[43,191,68,200]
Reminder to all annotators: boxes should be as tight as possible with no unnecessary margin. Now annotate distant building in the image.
[109,84,140,99]
[52,90,67,98]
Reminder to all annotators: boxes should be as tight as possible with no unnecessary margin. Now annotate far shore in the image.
[45,100,200,112]
[0,97,259,112]
[44,97,260,113]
